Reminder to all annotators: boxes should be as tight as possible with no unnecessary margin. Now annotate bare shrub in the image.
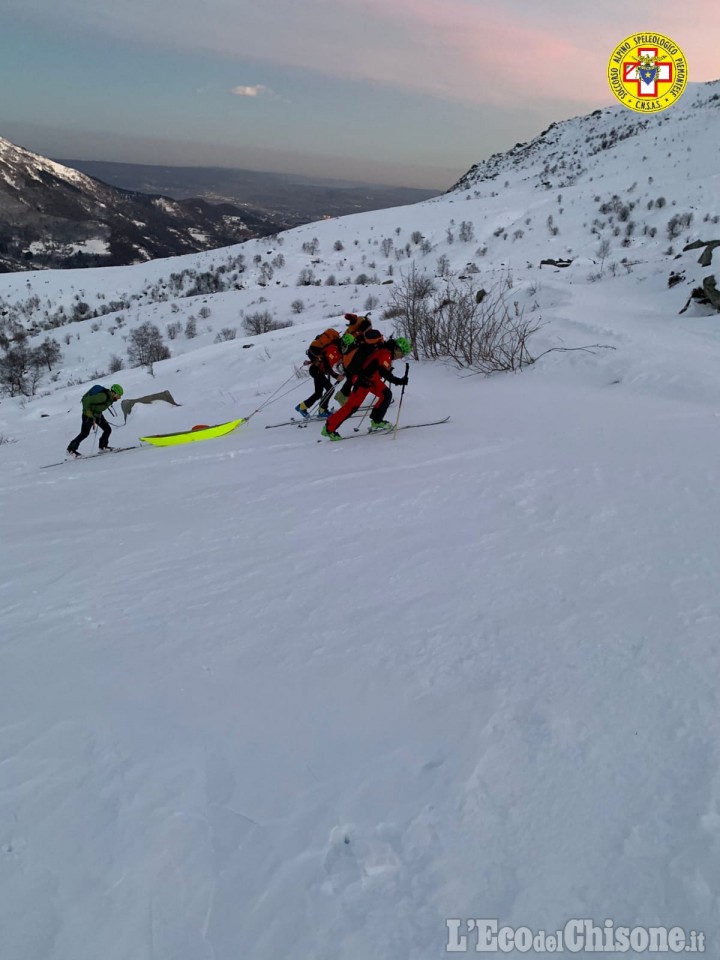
[389,271,538,373]
[214,328,237,342]
[297,268,316,286]
[108,354,124,373]
[459,220,475,242]
[243,312,293,335]
[382,264,436,357]
[436,254,451,277]
[291,299,305,314]
[166,321,183,340]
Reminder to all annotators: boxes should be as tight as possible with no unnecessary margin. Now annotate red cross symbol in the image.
[623,46,673,97]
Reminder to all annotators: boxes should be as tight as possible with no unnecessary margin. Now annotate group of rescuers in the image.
[65,315,412,455]
[296,314,412,440]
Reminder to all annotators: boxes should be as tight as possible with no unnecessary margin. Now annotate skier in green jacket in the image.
[67,383,123,456]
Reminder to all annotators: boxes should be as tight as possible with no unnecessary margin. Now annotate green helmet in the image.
[341,333,355,347]
[110,383,124,396]
[394,337,412,356]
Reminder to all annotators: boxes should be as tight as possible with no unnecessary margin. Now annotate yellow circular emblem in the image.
[607,33,688,112]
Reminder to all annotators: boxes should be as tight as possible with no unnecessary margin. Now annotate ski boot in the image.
[321,425,342,441]
[316,408,332,419]
[369,420,394,432]
[295,402,310,419]
[66,447,81,458]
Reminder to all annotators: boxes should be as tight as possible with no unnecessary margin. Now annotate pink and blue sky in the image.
[2,0,718,188]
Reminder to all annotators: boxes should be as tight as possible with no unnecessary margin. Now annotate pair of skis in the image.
[318,417,450,442]
[40,446,139,470]
[265,405,378,429]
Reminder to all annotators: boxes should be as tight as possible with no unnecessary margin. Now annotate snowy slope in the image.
[2,82,720,959]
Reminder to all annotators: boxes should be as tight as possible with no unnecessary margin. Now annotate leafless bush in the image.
[297,268,316,286]
[167,321,183,340]
[243,311,293,336]
[459,220,475,242]
[214,327,237,342]
[382,264,436,355]
[389,269,538,373]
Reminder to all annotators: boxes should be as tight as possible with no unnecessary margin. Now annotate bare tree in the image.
[596,238,611,272]
[0,346,44,396]
[127,322,171,368]
[34,337,62,371]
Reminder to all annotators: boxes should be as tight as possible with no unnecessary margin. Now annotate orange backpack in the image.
[307,328,341,362]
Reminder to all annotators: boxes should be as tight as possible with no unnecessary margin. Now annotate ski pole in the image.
[392,363,410,440]
[242,371,303,422]
[311,383,335,414]
[353,404,372,432]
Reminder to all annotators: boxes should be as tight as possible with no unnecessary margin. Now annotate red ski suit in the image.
[326,345,398,433]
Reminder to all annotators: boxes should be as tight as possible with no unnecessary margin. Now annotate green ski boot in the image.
[321,424,342,441]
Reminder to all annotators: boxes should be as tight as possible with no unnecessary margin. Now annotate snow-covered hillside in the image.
[2,83,720,959]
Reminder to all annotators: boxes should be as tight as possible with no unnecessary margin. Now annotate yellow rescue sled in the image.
[139,419,245,446]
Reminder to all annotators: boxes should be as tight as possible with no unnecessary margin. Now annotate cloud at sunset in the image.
[3,0,719,187]
[8,0,718,107]
[231,85,271,98]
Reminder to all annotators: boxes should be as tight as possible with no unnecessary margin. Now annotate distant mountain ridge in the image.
[0,137,276,272]
[55,159,439,227]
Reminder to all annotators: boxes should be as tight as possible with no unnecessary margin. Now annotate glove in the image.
[398,375,409,387]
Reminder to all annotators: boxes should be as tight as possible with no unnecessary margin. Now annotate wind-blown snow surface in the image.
[3,82,720,959]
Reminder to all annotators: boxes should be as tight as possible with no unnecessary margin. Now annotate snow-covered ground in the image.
[2,83,720,959]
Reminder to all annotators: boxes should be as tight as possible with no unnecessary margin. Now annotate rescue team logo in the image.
[608,33,687,112]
